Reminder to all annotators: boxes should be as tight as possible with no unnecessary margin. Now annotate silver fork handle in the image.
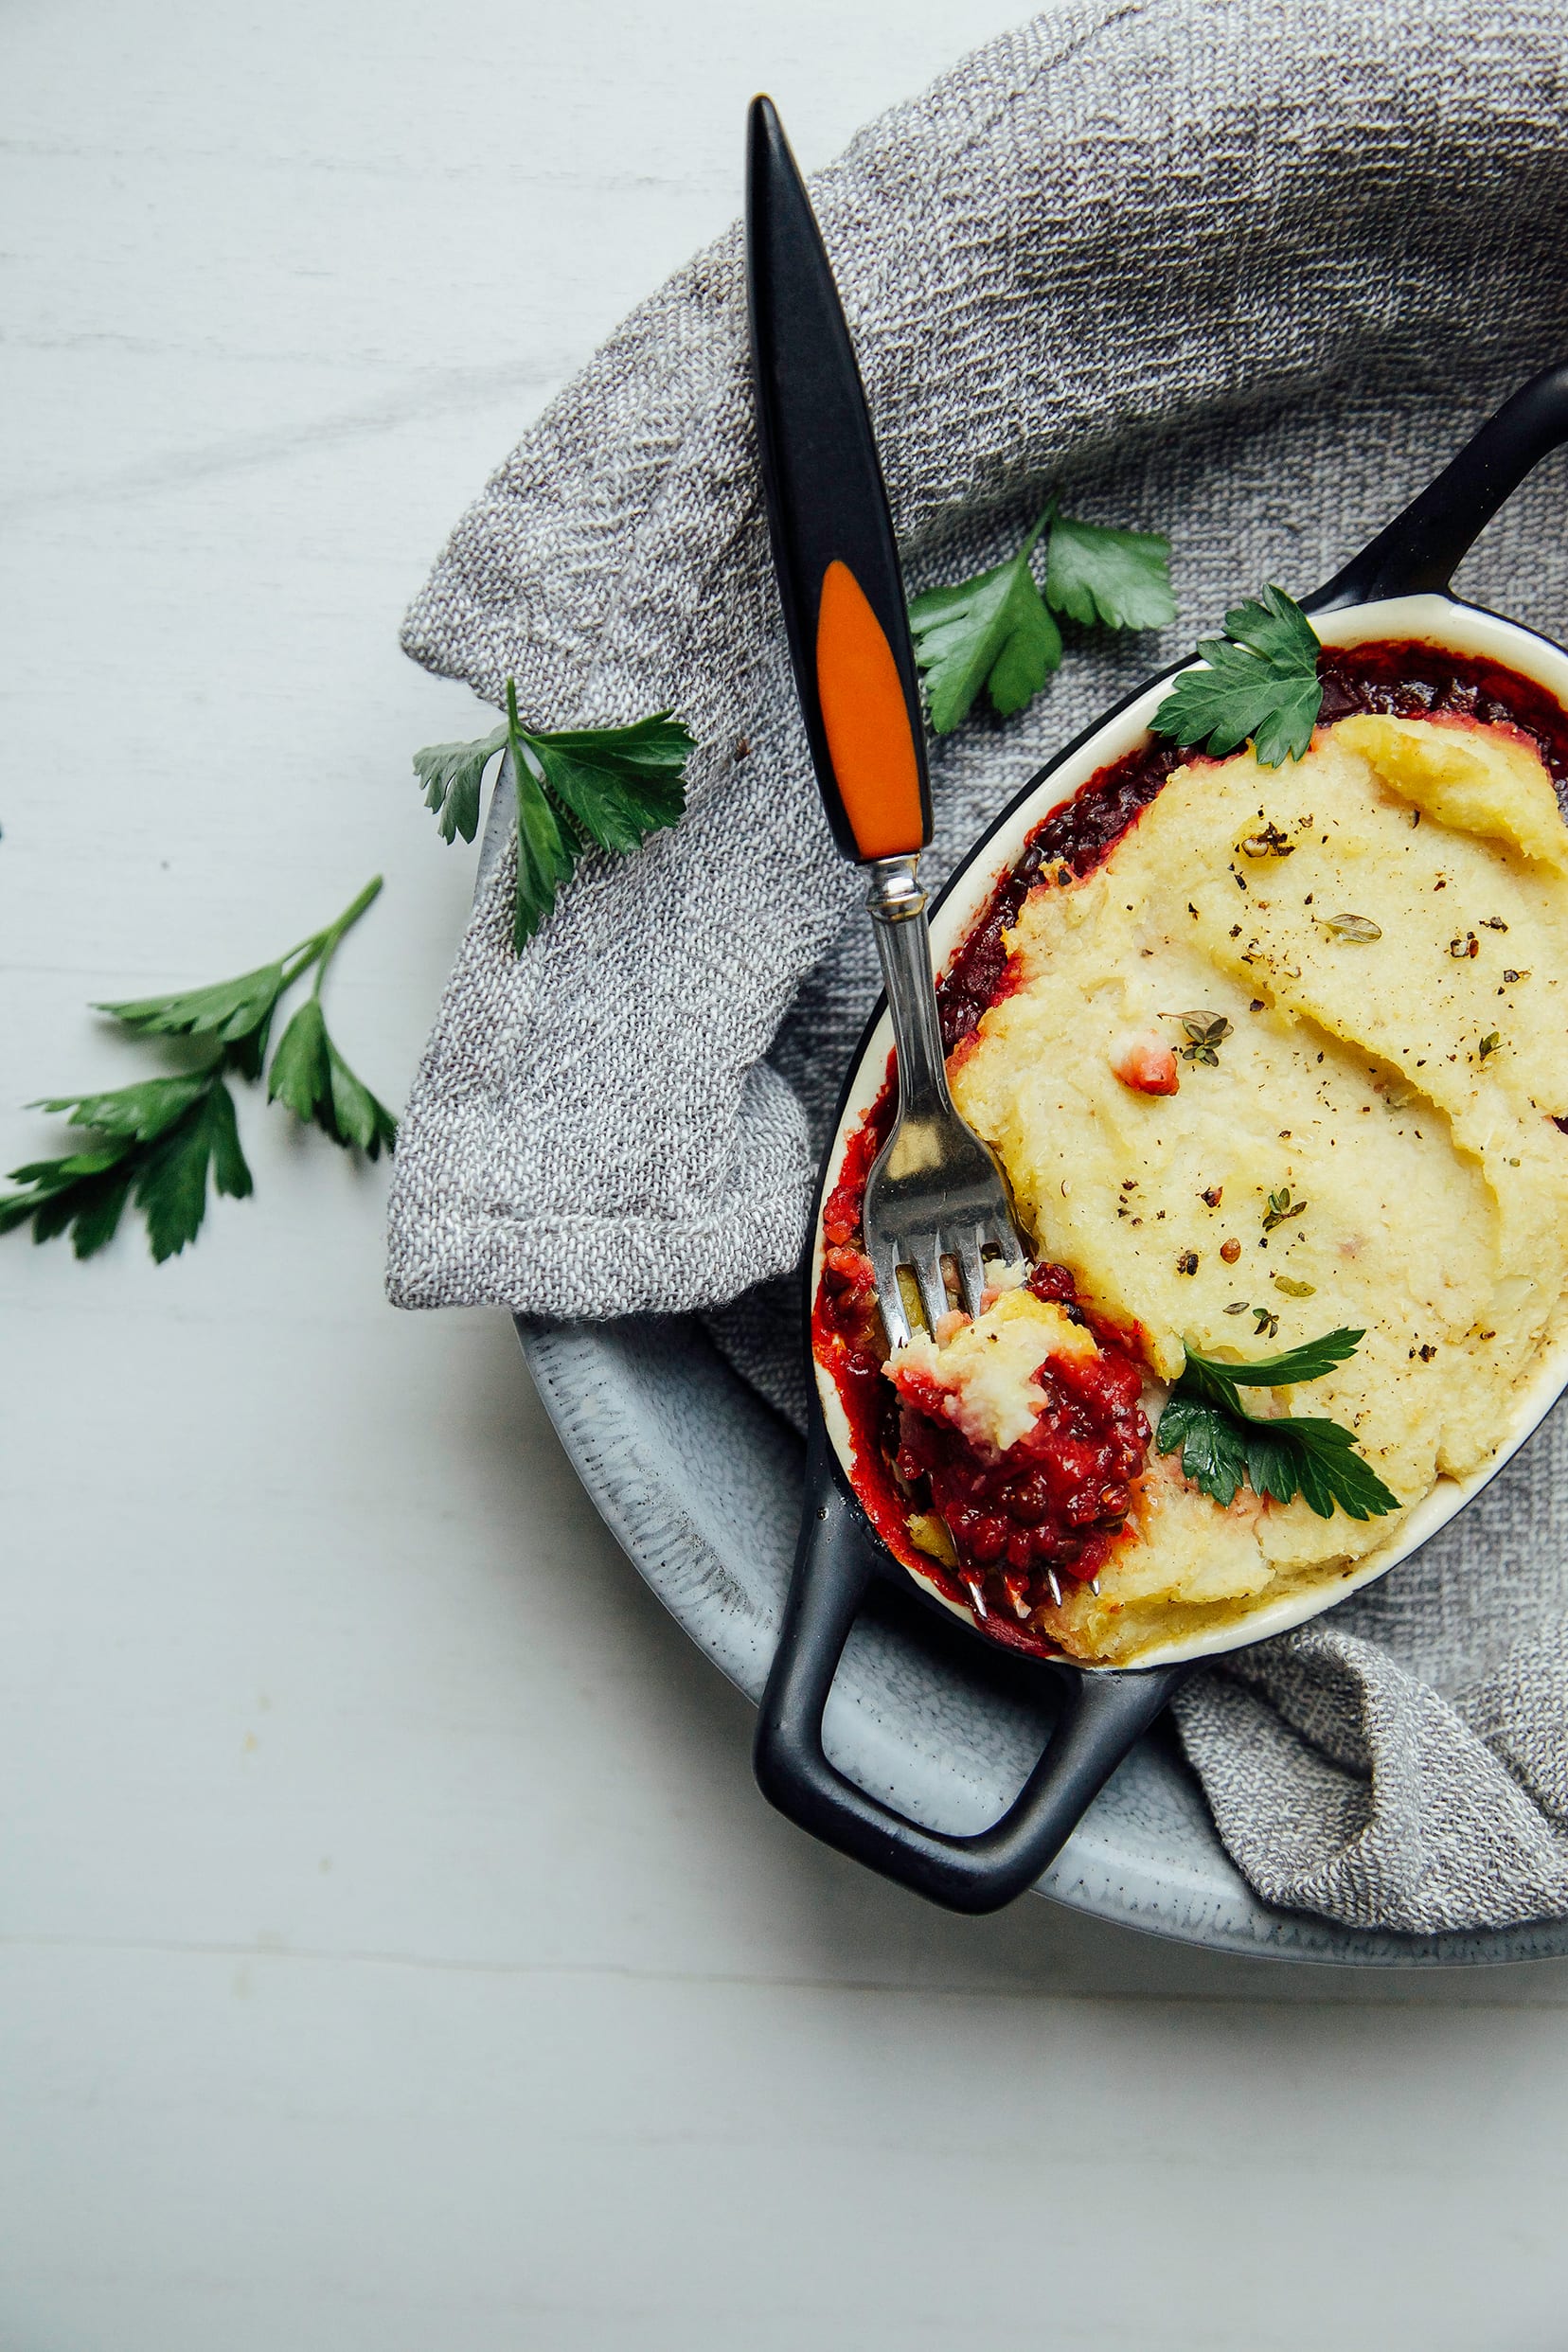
[865,856,953,1119]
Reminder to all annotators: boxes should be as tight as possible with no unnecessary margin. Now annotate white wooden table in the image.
[5,4,1567,2343]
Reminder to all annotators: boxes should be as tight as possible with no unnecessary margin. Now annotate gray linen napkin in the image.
[390,0,1568,1933]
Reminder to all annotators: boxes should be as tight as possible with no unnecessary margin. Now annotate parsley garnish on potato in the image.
[908,502,1175,733]
[1155,1327,1400,1521]
[1152,585,1325,768]
[1,879,393,1262]
[416,684,693,952]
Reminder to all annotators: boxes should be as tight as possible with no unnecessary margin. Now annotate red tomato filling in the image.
[891,1265,1149,1612]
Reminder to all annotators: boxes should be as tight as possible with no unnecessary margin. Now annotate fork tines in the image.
[872,1222,1023,1352]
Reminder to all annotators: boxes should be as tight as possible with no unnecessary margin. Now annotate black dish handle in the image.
[1307,361,1568,611]
[755,1419,1195,1915]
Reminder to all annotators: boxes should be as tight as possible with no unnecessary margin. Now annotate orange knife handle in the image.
[745,96,932,867]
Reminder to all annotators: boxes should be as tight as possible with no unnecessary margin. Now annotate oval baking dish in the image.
[755,366,1568,1912]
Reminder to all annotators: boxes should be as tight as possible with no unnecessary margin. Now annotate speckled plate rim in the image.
[515,1316,1568,1968]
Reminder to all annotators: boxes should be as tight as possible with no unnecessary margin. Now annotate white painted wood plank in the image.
[4,0,1564,2343]
[5,1951,1568,2351]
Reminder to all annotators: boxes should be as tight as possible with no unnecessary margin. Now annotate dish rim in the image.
[811,590,1568,1670]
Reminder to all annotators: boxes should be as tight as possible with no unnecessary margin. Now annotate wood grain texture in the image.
[3,1,1567,2343]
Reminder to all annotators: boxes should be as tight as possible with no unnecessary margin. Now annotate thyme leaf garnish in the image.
[1166,1010,1233,1066]
[1261,1185,1307,1232]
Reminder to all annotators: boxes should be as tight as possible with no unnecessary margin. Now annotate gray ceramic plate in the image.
[472,607,1568,1965]
[517,1311,1568,1966]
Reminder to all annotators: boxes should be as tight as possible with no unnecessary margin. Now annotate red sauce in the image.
[1316,639,1568,787]
[897,1257,1149,1569]
[816,636,1568,1658]
[938,739,1184,1053]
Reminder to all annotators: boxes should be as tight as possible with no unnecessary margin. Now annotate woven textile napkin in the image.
[391,0,1568,1933]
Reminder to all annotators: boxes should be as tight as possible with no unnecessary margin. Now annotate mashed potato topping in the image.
[889,1291,1098,1454]
[881,1275,1152,1616]
[939,713,1568,1662]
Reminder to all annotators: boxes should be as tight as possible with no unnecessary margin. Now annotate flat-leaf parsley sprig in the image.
[415,683,694,953]
[908,501,1176,734]
[1155,1327,1400,1522]
[0,878,394,1263]
[1151,585,1325,769]
[2,1073,255,1265]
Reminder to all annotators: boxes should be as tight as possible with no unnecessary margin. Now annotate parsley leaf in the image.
[3,877,394,1266]
[415,727,507,846]
[415,685,693,952]
[1181,1327,1365,1401]
[134,1077,254,1259]
[267,998,397,1159]
[1045,515,1176,632]
[0,1141,138,1257]
[909,502,1177,734]
[1239,1413,1402,1523]
[908,508,1061,733]
[264,879,399,1155]
[1151,585,1324,768]
[98,963,291,1080]
[0,1070,252,1261]
[527,714,690,856]
[1155,1327,1399,1522]
[1154,1389,1251,1509]
[33,1072,214,1141]
[507,690,577,953]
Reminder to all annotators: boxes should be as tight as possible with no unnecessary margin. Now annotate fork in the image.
[858,857,1025,1347]
[745,96,1028,1348]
